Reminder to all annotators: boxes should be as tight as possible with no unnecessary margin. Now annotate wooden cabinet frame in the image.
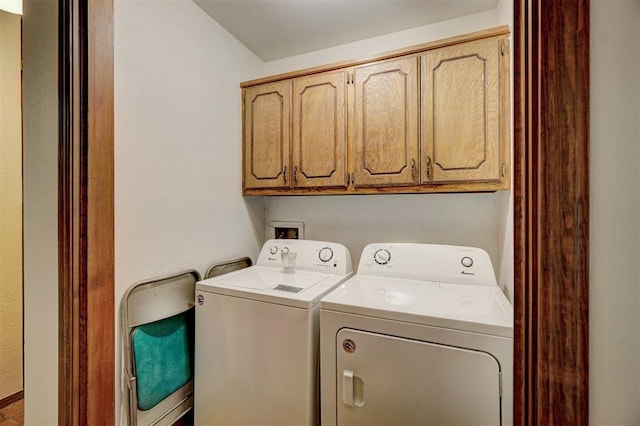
[242,26,511,196]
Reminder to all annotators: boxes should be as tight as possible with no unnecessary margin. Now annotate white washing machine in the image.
[320,243,513,426]
[195,239,353,425]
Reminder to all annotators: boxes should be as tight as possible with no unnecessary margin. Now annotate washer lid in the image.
[321,275,513,337]
[197,266,353,309]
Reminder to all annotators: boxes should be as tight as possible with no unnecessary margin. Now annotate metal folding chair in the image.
[204,256,252,279]
[121,269,200,426]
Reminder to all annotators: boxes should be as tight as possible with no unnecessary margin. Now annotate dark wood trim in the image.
[58,0,82,423]
[514,0,590,424]
[513,0,527,422]
[59,0,114,424]
[0,391,24,410]
[86,0,115,424]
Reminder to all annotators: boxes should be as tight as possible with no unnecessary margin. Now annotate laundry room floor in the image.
[0,399,23,425]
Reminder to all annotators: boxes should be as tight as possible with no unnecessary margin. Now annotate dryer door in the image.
[336,328,502,425]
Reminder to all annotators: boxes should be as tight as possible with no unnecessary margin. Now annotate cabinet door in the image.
[243,81,291,189]
[292,71,347,188]
[422,38,504,183]
[354,57,419,187]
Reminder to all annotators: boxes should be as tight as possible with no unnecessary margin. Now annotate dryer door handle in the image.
[342,370,365,407]
[342,370,354,407]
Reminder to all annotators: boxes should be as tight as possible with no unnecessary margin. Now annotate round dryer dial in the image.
[318,247,334,262]
[373,249,391,265]
[461,256,474,267]
[269,246,278,255]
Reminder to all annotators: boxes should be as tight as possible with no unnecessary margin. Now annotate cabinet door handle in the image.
[293,166,298,186]
[411,158,416,180]
[425,156,432,180]
[283,166,287,184]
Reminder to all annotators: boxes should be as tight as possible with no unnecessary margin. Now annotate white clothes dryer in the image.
[320,243,513,426]
[195,239,353,426]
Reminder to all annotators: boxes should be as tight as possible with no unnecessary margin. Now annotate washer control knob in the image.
[374,249,391,265]
[461,256,474,268]
[269,246,278,255]
[319,247,334,263]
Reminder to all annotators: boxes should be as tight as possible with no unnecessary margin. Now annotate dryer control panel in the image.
[358,243,497,287]
[257,239,353,275]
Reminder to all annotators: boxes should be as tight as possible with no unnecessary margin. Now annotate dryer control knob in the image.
[461,256,474,267]
[269,246,278,255]
[374,249,391,265]
[319,247,334,263]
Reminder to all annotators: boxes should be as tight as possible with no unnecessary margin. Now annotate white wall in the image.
[590,0,640,423]
[114,0,265,423]
[0,10,24,401]
[22,0,59,423]
[262,5,510,76]
[261,3,514,297]
[265,193,501,268]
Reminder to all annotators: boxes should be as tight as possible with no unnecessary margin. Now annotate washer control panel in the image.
[257,239,352,275]
[358,243,497,286]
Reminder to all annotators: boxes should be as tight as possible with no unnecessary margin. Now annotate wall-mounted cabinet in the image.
[421,38,505,184]
[243,81,290,189]
[292,70,348,188]
[241,26,510,195]
[353,56,419,188]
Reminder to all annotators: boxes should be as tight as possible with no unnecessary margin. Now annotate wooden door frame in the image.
[57,0,589,424]
[513,0,589,424]
[58,0,114,424]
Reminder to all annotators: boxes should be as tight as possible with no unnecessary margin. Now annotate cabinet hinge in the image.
[500,42,505,56]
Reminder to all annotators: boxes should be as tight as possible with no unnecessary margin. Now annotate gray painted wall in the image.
[22,0,59,423]
[590,0,640,423]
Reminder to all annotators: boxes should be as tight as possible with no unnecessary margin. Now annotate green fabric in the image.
[132,312,192,411]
